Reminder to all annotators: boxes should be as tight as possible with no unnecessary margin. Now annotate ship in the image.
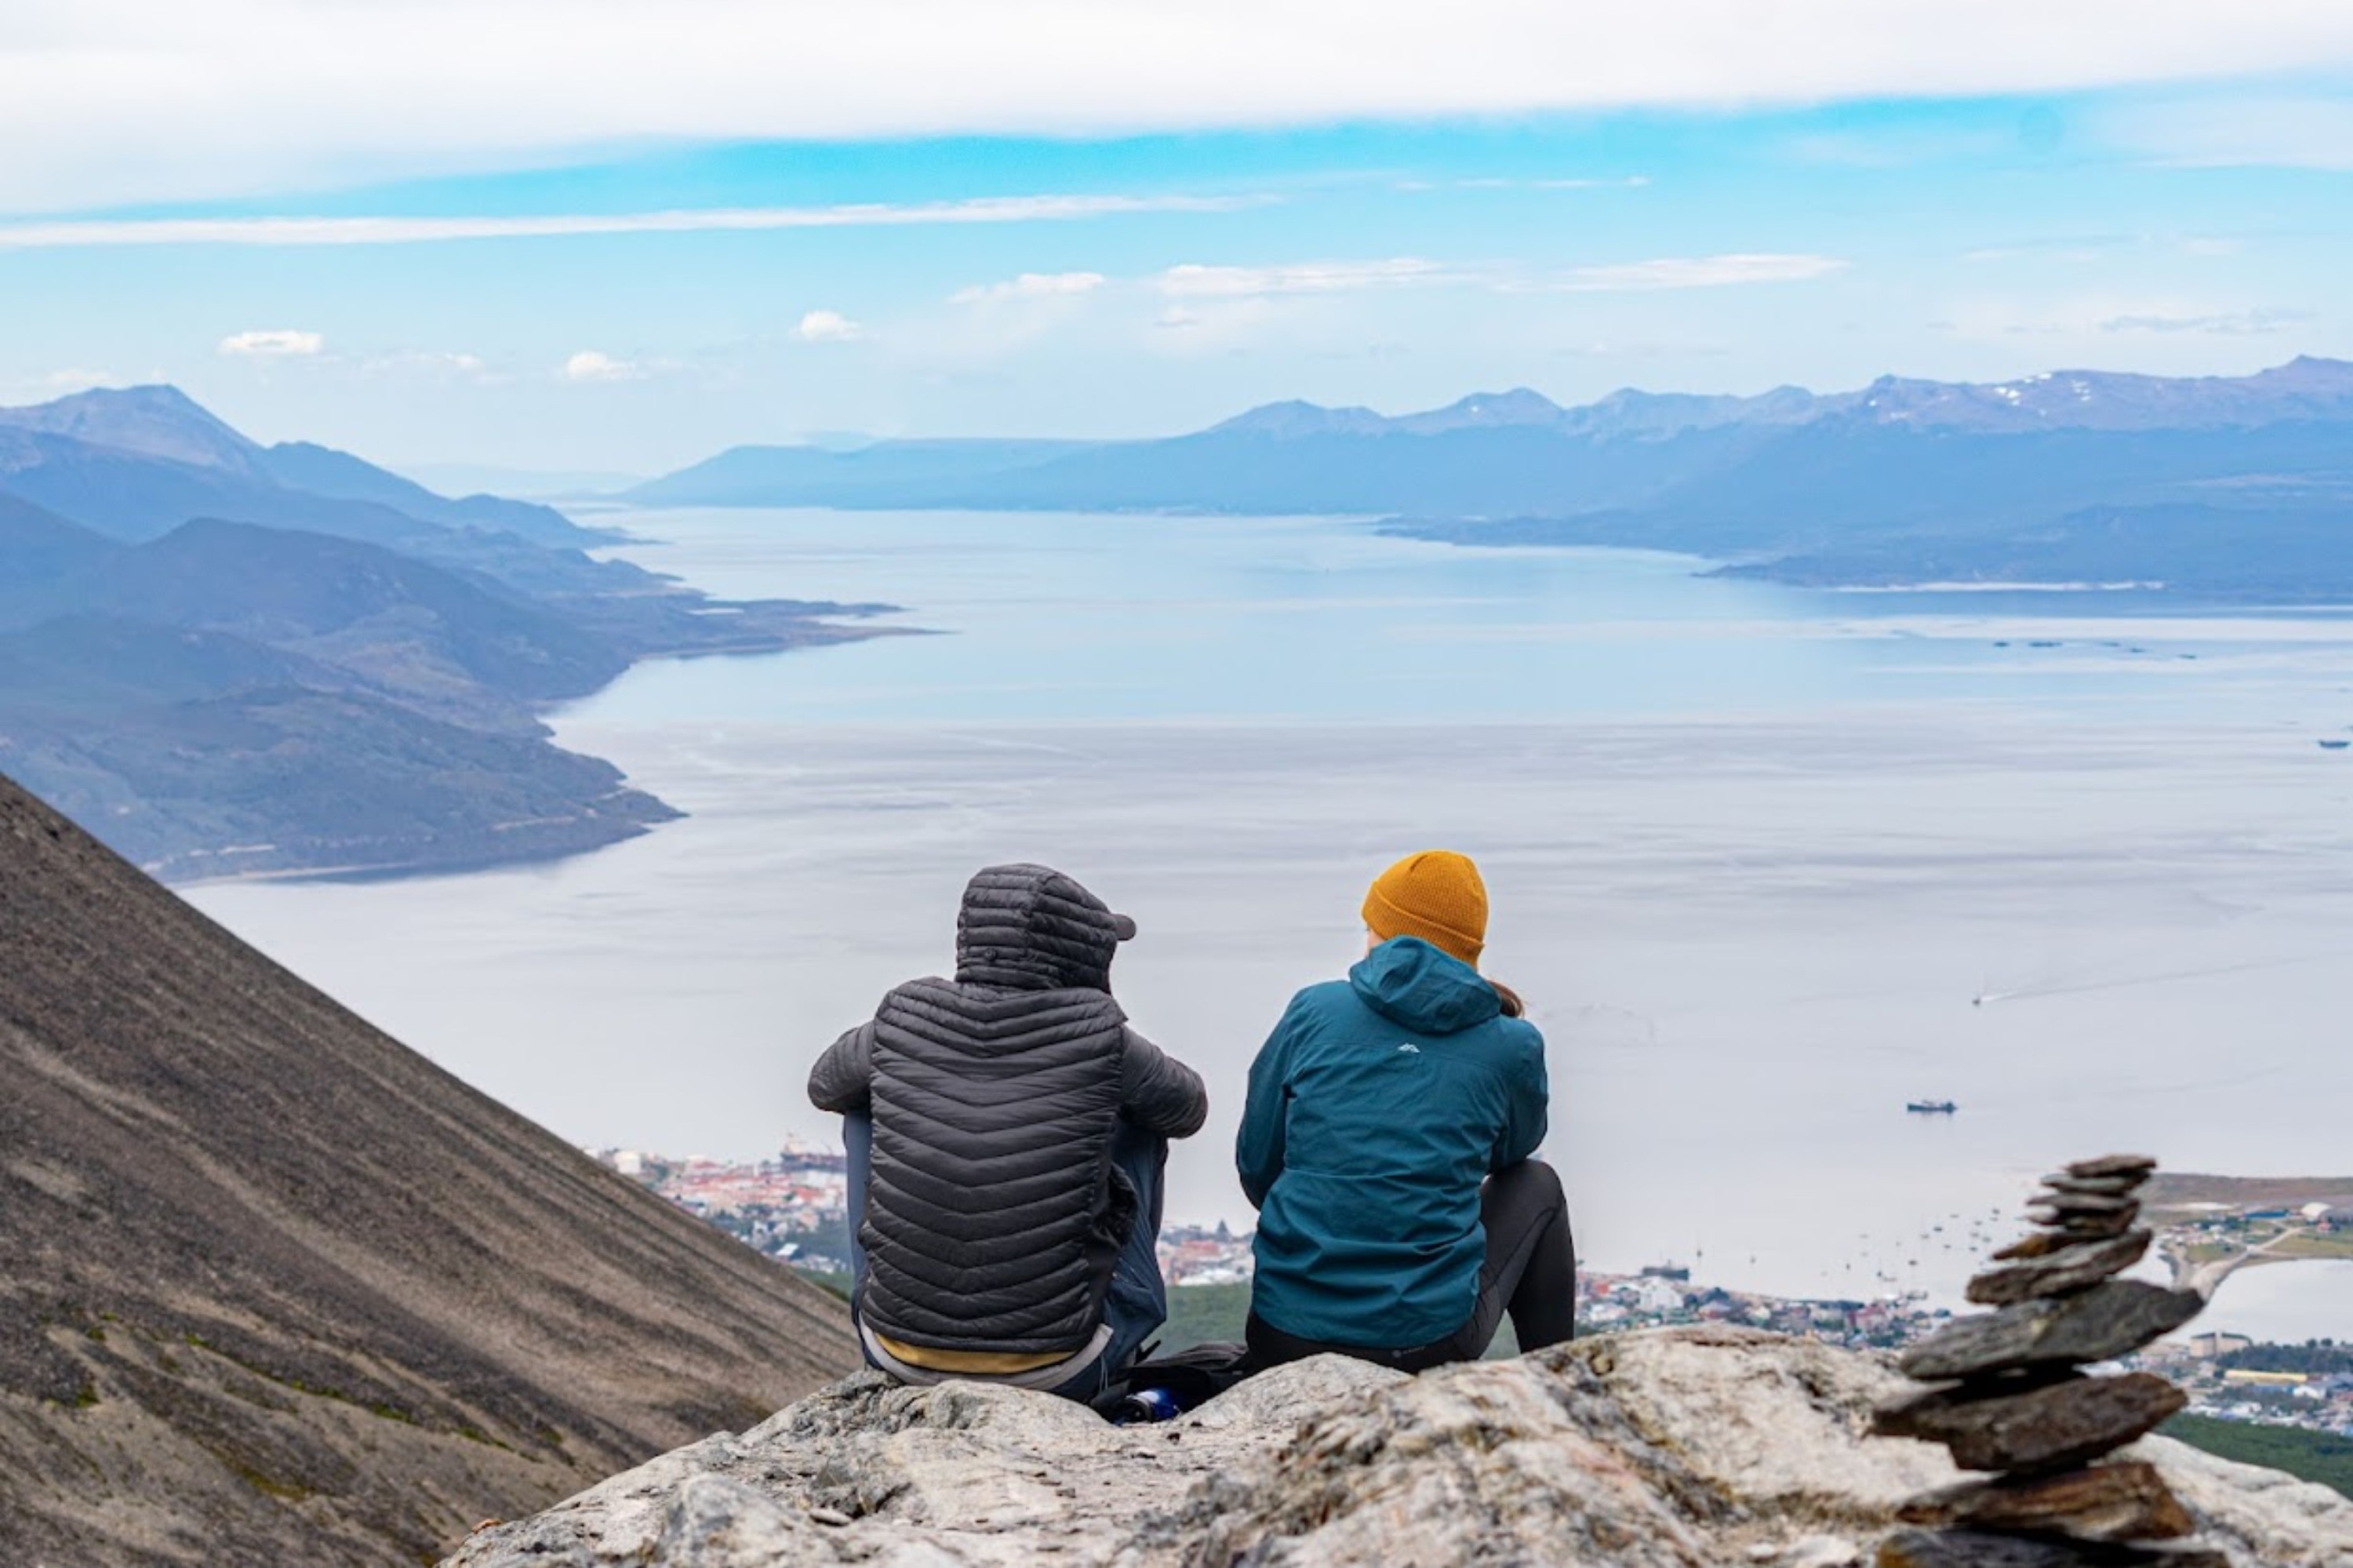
[1905,1099,1958,1115]
[2319,739,2350,751]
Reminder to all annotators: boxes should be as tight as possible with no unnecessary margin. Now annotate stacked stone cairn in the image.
[1874,1155,2224,1568]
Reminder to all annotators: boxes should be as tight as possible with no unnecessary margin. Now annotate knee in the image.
[1498,1157,1564,1205]
[1487,1148,1562,1205]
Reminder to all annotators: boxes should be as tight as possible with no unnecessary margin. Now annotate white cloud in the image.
[793,310,864,343]
[1153,252,1842,299]
[1552,253,1847,291]
[218,328,324,356]
[1158,258,1457,297]
[2100,307,2315,336]
[0,194,1265,249]
[560,349,639,382]
[950,271,1107,305]
[7,3,2353,211]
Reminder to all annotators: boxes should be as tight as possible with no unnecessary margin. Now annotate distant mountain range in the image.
[632,357,2353,598]
[0,387,887,882]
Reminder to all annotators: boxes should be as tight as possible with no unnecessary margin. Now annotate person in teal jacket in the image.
[1237,849,1574,1369]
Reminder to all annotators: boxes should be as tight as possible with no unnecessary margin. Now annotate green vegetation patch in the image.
[2162,1413,2353,1500]
[2218,1341,2353,1377]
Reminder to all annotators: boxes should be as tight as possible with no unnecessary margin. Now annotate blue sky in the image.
[2,4,2350,474]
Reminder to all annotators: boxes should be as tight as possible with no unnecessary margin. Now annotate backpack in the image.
[1089,1340,1250,1419]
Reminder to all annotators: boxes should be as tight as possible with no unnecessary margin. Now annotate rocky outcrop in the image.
[443,1328,2353,1568]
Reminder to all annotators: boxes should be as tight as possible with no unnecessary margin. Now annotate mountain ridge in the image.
[0,390,893,882]
[624,357,2353,598]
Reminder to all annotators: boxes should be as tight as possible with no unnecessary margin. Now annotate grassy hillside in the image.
[2162,1414,2353,1500]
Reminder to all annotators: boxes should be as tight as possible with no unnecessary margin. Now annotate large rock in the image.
[441,1328,2353,1568]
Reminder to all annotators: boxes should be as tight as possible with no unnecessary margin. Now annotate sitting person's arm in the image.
[808,1020,878,1114]
[1492,1031,1550,1171]
[1118,1027,1208,1138]
[1235,1004,1302,1209]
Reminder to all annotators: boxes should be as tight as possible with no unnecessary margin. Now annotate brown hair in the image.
[1491,979,1526,1019]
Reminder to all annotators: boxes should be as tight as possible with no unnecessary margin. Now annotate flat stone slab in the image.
[1899,1283,2206,1382]
[1874,1373,2185,1473]
[2041,1173,2146,1199]
[1967,1232,2151,1307]
[2066,1155,2158,1181]
[1877,1529,2225,1568]
[2025,1206,2140,1240]
[1993,1231,2079,1261]
[2028,1190,2140,1218]
[1897,1461,2194,1543]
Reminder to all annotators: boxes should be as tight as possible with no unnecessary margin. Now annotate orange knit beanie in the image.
[1362,850,1488,968]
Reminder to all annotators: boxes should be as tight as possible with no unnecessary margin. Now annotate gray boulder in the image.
[442,1328,2353,1568]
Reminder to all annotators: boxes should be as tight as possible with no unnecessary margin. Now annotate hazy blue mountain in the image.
[0,388,894,880]
[0,493,115,583]
[256,440,613,547]
[625,438,1096,507]
[0,384,265,472]
[626,357,2353,597]
[0,615,354,715]
[0,421,473,549]
[1729,500,2353,595]
[0,518,627,718]
[0,684,681,884]
[0,384,606,551]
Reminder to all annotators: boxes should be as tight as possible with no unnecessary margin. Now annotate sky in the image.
[2,2,2351,475]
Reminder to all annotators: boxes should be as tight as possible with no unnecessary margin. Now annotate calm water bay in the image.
[189,508,2353,1337]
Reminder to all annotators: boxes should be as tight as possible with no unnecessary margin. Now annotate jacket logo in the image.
[1395,1042,1421,1054]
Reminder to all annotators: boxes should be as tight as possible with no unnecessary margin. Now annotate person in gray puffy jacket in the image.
[808,864,1207,1401]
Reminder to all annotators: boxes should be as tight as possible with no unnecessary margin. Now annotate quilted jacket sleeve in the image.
[807,1020,878,1114]
[1118,1027,1208,1139]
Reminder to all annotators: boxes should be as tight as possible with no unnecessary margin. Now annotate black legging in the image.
[1245,1159,1577,1373]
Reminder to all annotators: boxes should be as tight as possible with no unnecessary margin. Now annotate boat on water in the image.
[1906,1100,1958,1115]
[2319,740,2350,751]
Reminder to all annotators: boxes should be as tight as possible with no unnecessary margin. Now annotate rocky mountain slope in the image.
[445,1328,2353,1568]
[0,772,860,1567]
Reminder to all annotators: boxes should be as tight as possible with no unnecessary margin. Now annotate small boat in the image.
[1906,1100,1958,1115]
[2320,740,2350,751]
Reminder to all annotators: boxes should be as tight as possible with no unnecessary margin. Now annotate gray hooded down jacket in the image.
[808,864,1207,1355]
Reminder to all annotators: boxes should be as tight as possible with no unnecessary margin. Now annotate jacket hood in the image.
[955,863,1133,991]
[1348,937,1503,1035]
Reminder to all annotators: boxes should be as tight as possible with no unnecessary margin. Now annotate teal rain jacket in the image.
[1237,937,1550,1348]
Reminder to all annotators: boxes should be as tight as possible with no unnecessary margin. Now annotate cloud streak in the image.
[1158,258,1458,297]
[1551,253,1849,290]
[951,271,1107,304]
[1155,253,1846,297]
[6,3,2353,211]
[2099,307,2316,336]
[0,194,1267,250]
[219,329,324,357]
